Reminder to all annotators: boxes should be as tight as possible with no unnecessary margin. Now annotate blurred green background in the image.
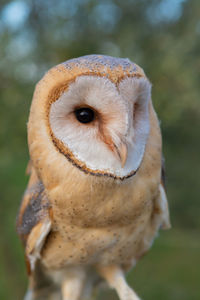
[0,0,199,299]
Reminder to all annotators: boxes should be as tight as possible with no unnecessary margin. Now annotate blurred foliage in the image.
[0,0,199,299]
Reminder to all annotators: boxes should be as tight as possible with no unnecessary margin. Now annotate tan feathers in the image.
[17,55,170,300]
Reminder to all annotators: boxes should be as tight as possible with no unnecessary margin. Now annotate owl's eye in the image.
[74,107,95,124]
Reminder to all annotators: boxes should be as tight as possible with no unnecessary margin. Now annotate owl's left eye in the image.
[74,107,95,124]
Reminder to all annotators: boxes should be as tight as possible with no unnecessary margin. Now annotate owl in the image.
[17,55,170,300]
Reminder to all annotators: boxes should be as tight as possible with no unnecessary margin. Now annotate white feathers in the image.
[49,75,151,178]
[119,77,151,175]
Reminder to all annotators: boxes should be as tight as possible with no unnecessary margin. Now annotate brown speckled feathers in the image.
[17,55,170,300]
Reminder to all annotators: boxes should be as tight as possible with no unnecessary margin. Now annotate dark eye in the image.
[74,107,95,124]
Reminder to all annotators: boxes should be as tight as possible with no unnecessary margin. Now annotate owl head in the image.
[28,55,152,181]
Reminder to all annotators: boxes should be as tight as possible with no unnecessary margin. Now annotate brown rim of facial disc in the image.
[47,72,143,180]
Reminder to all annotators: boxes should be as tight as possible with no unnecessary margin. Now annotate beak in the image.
[100,128,128,168]
[114,141,128,168]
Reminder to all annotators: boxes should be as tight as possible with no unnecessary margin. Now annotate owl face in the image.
[49,75,151,179]
[29,55,152,180]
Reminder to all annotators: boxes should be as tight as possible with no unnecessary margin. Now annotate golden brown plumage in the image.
[17,55,170,300]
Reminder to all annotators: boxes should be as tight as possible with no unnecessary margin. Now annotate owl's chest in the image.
[50,175,156,229]
[42,203,153,270]
[41,176,158,269]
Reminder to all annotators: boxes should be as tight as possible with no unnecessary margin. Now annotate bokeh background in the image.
[0,0,199,299]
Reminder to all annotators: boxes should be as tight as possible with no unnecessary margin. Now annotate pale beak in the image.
[115,142,128,168]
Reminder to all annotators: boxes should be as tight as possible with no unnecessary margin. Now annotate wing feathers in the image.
[152,184,171,231]
[26,218,51,271]
[157,184,171,229]
[16,162,52,272]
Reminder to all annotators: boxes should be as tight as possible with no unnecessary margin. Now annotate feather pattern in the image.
[17,55,170,300]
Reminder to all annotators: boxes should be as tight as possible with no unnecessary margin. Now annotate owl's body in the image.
[17,55,170,300]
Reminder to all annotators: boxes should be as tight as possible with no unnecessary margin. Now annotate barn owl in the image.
[17,54,170,300]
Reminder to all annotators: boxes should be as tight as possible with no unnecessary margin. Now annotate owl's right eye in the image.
[74,107,95,124]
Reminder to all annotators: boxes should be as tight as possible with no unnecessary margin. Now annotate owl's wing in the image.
[153,156,171,230]
[156,183,171,229]
[16,161,52,272]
